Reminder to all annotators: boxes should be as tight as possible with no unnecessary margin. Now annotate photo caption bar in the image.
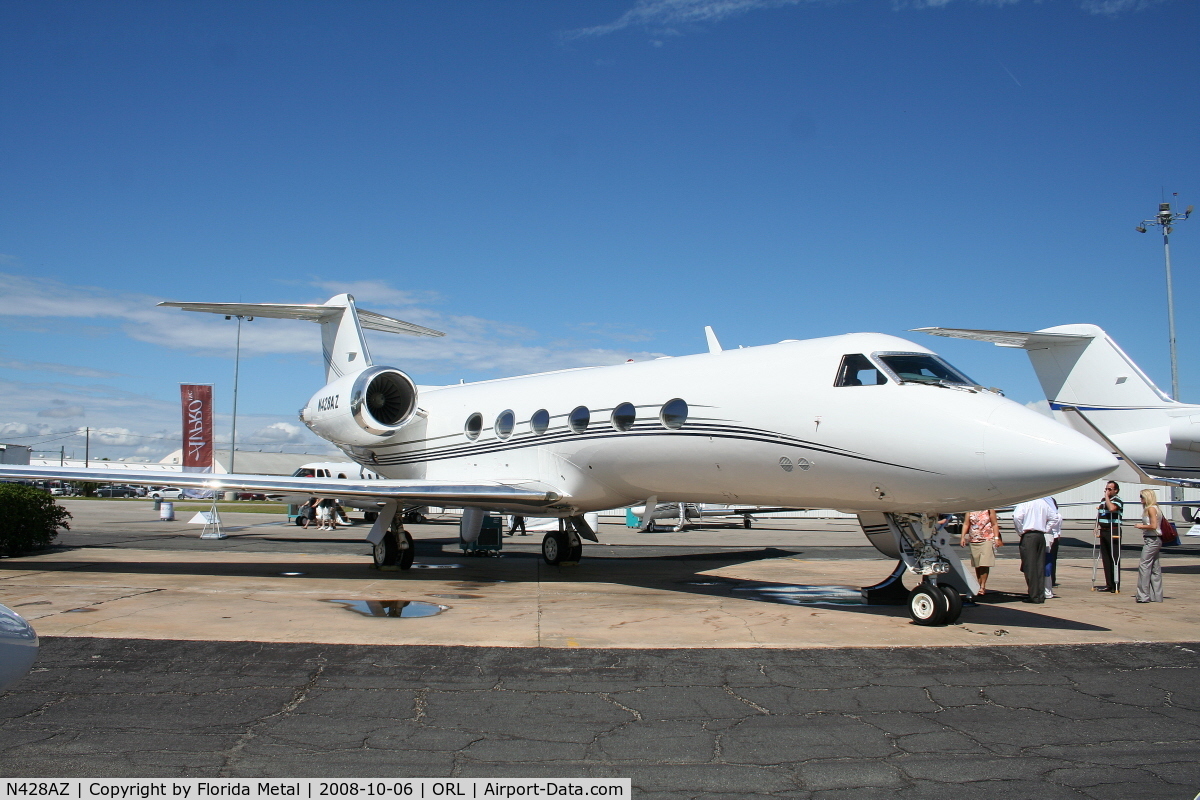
[1,781,630,800]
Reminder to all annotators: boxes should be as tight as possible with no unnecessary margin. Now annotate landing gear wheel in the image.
[373,534,399,568]
[938,583,963,624]
[363,511,378,523]
[294,515,305,527]
[908,584,947,626]
[542,531,569,565]
[566,543,583,563]
[399,530,415,570]
[743,517,752,529]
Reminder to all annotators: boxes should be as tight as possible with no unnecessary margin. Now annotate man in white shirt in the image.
[1012,497,1062,604]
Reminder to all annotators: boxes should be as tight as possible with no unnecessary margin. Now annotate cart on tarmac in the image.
[460,514,504,556]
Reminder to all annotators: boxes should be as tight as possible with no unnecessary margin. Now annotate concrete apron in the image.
[3,543,1199,649]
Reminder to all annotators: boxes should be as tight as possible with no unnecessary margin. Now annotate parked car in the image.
[148,487,183,500]
[96,485,138,498]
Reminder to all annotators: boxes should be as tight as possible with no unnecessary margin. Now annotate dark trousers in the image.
[1098,524,1120,591]
[1019,531,1046,603]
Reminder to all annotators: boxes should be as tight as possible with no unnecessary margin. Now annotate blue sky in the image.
[1,0,1196,461]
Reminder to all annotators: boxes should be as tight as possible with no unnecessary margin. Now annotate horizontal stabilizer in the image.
[1057,407,1200,489]
[0,465,563,509]
[158,300,444,338]
[912,327,1093,349]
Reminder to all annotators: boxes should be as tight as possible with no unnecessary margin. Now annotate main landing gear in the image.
[372,513,414,571]
[858,511,977,627]
[541,516,596,566]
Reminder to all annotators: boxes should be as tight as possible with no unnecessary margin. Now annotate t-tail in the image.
[917,324,1200,486]
[159,294,444,452]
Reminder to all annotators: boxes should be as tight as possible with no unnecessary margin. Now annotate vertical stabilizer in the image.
[917,324,1175,408]
[320,294,372,383]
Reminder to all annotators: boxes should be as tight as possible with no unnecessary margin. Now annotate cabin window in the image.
[877,353,975,386]
[660,398,688,429]
[530,408,550,435]
[293,468,315,477]
[337,473,347,480]
[611,402,636,432]
[569,406,590,433]
[835,354,888,387]
[495,409,515,439]
[465,412,483,440]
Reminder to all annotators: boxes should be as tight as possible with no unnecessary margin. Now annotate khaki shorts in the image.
[969,540,997,568]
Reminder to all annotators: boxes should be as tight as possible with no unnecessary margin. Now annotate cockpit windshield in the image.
[877,353,976,386]
[835,354,888,387]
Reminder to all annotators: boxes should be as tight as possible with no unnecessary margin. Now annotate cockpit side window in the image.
[877,353,975,386]
[835,354,888,387]
[293,468,316,477]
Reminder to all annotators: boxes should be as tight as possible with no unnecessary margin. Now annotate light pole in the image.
[1137,200,1193,401]
[224,314,253,476]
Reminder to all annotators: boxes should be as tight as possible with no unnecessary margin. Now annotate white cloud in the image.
[561,0,810,40]
[250,422,309,444]
[38,404,85,418]
[562,0,1164,38]
[0,271,667,379]
[0,357,123,379]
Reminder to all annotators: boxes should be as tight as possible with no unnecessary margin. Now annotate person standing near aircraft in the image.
[1134,489,1164,603]
[959,509,1002,596]
[299,497,317,529]
[1013,497,1060,604]
[1095,481,1123,593]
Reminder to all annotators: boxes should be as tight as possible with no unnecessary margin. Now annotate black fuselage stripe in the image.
[371,429,935,474]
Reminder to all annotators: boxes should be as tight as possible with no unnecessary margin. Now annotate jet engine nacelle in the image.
[1169,416,1200,453]
[300,366,419,446]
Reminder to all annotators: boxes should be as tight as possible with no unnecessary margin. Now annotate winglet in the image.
[704,326,723,354]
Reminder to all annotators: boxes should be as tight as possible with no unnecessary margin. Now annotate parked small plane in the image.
[0,295,1116,625]
[917,324,1200,489]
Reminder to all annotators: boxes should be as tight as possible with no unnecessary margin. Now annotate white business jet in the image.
[0,295,1115,626]
[917,324,1200,489]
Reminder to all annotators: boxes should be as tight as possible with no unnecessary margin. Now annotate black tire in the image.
[294,515,305,527]
[908,584,947,626]
[363,511,378,523]
[565,543,583,563]
[939,583,963,624]
[743,517,752,529]
[373,533,399,568]
[399,530,415,570]
[542,531,569,565]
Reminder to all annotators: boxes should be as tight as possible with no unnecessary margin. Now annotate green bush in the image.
[0,483,71,556]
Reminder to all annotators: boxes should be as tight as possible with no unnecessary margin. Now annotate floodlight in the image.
[1136,225,1147,233]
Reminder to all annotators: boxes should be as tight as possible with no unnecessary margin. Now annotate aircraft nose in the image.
[983,402,1116,501]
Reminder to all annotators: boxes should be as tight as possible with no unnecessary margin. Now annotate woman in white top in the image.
[1134,489,1164,603]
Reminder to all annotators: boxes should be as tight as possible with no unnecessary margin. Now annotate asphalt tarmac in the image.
[2,500,1199,797]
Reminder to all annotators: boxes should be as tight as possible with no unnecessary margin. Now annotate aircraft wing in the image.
[0,465,563,509]
[157,301,445,338]
[912,327,1094,349]
[1055,407,1200,490]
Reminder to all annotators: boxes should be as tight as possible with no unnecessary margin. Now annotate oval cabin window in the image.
[464,412,483,441]
[530,408,550,435]
[569,406,590,433]
[660,398,688,429]
[611,402,636,432]
[495,409,515,439]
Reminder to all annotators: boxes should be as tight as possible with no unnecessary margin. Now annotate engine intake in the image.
[353,367,418,434]
[301,366,419,446]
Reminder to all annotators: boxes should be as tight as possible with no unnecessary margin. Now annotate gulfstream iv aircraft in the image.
[0,295,1116,626]
[918,324,1200,489]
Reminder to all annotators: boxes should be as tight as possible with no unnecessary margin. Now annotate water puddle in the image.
[14,601,51,607]
[450,580,508,589]
[427,593,484,599]
[411,564,463,570]
[323,599,450,618]
[731,584,864,606]
[65,607,98,613]
[279,572,306,577]
[681,580,734,587]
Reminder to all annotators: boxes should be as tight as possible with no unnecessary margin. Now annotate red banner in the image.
[180,384,214,473]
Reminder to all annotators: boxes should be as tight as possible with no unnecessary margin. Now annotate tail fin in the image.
[159,294,444,383]
[915,324,1174,409]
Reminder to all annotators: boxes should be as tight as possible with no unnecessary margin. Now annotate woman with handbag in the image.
[960,509,1002,596]
[1134,489,1164,603]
